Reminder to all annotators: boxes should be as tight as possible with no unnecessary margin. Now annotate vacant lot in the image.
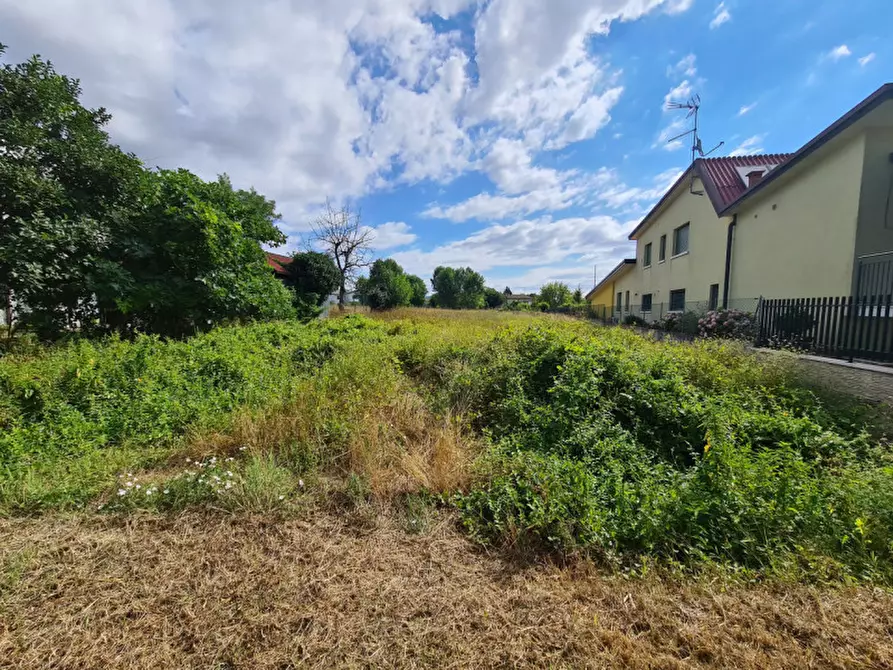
[1,309,892,668]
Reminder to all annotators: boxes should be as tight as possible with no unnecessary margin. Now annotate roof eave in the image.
[585,258,636,300]
[718,82,893,216]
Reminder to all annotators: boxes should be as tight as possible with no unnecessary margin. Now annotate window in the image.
[669,289,686,312]
[659,235,667,262]
[643,243,652,268]
[672,223,690,256]
[625,291,630,312]
[708,283,719,311]
[642,293,653,312]
[616,292,622,313]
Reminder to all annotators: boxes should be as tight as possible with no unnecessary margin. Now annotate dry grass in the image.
[1,511,892,669]
[183,385,475,498]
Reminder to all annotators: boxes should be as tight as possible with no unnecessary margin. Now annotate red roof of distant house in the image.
[698,154,794,210]
[266,252,292,276]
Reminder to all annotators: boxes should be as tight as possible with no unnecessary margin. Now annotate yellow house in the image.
[589,83,893,320]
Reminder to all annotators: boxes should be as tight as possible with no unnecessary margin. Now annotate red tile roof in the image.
[265,251,292,276]
[698,154,794,210]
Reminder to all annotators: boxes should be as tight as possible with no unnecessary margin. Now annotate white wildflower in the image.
[117,489,127,496]
[298,479,304,488]
[224,481,232,490]
[278,495,285,501]
[163,489,170,495]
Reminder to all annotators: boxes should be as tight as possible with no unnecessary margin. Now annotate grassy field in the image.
[2,308,893,668]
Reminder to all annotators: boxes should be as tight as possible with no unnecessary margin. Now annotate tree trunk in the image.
[338,281,346,311]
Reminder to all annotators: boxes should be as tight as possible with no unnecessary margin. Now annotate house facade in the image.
[588,83,893,319]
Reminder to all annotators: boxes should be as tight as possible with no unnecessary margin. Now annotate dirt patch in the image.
[1,512,891,669]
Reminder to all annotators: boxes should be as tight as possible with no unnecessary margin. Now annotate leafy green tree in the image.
[0,45,144,338]
[484,287,505,309]
[111,169,295,336]
[572,287,584,304]
[431,266,486,309]
[285,251,339,306]
[538,282,573,311]
[407,274,427,307]
[365,258,412,310]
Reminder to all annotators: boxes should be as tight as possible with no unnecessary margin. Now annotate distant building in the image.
[504,293,535,305]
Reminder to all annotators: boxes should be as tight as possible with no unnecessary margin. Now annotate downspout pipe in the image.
[722,215,737,309]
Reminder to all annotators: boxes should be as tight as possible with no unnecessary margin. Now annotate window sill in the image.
[670,251,689,260]
[658,260,665,265]
[643,264,651,270]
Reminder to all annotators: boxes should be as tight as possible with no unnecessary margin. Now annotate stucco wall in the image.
[730,133,866,300]
[853,127,893,265]
[614,177,730,311]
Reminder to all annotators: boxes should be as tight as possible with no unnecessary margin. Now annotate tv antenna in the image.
[666,95,724,195]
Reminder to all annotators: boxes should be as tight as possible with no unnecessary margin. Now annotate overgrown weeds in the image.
[2,309,893,584]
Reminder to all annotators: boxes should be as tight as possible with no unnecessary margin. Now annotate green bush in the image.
[0,316,385,510]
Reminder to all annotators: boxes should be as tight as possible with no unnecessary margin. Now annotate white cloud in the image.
[709,3,731,29]
[393,214,629,278]
[728,134,766,157]
[859,53,876,67]
[366,222,417,250]
[667,53,697,78]
[0,0,695,239]
[827,44,852,61]
[737,102,757,116]
[664,80,695,108]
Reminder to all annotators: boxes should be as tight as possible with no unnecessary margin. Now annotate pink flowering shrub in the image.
[698,309,755,340]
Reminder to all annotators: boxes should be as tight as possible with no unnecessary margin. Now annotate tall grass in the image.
[2,309,893,583]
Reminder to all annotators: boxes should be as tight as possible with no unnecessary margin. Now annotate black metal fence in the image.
[756,296,893,363]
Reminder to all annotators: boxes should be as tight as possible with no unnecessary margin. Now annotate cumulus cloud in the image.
[827,44,852,61]
[709,2,731,29]
[0,0,692,239]
[366,222,417,250]
[393,214,629,276]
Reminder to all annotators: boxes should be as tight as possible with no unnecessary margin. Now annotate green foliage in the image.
[0,316,386,511]
[484,288,505,309]
[431,266,485,309]
[113,169,295,336]
[285,251,340,309]
[538,282,573,311]
[0,45,144,338]
[365,259,413,310]
[403,320,893,580]
[407,274,427,307]
[0,46,295,340]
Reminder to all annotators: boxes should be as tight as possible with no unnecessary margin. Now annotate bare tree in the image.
[309,200,373,310]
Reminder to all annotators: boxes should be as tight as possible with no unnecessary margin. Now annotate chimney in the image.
[746,169,764,188]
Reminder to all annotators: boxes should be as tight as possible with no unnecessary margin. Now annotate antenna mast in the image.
[666,95,724,195]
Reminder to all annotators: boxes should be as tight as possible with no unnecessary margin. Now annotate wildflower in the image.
[278,495,285,501]
[118,489,127,496]
[186,458,192,463]
[125,481,134,488]
[298,479,304,488]
[135,484,141,490]
[225,481,233,490]
[226,471,233,477]
[163,489,170,495]
[239,447,247,452]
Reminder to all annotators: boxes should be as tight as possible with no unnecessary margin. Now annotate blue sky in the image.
[1,0,889,292]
